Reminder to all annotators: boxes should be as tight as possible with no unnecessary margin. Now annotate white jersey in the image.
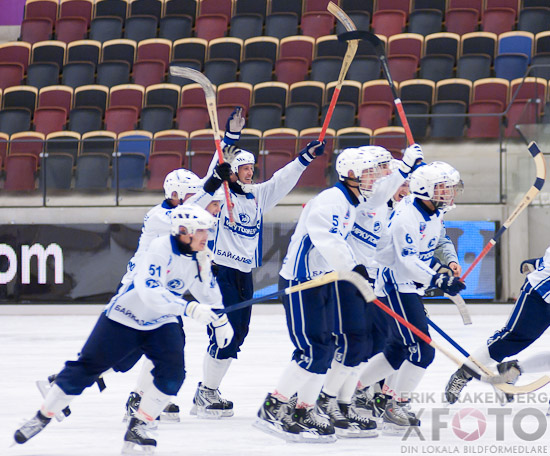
[212,157,308,273]
[105,235,222,330]
[375,195,443,295]
[527,245,550,303]
[348,171,407,278]
[121,195,212,287]
[280,182,359,281]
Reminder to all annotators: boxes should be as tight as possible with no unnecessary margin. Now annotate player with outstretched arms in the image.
[190,111,326,418]
[446,243,550,405]
[13,205,234,454]
[314,145,423,438]
[356,161,466,435]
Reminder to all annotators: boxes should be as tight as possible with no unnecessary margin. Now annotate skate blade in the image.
[252,418,301,442]
[36,380,70,422]
[121,441,156,455]
[335,427,361,438]
[159,413,180,423]
[191,406,231,419]
[381,422,409,436]
[297,431,337,444]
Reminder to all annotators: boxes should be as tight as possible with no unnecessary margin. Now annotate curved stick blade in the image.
[169,66,216,99]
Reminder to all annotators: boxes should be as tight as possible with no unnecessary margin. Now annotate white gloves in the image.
[400,143,424,174]
[196,248,214,282]
[212,314,234,349]
[184,301,219,324]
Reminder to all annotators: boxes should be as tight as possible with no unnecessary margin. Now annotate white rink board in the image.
[2,304,550,456]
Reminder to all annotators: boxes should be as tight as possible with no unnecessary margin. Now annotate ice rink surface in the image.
[2,303,550,456]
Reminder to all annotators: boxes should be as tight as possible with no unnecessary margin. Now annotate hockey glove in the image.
[298,140,325,166]
[352,264,370,281]
[212,314,234,349]
[431,258,453,276]
[430,273,466,296]
[400,143,424,174]
[184,301,219,325]
[204,162,232,194]
[223,107,245,145]
[520,257,542,275]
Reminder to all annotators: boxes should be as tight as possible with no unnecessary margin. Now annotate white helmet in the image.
[335,148,381,197]
[163,169,202,200]
[211,186,225,201]
[409,161,463,211]
[230,150,255,175]
[360,145,392,167]
[170,204,216,236]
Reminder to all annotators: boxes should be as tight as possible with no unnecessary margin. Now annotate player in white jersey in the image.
[191,115,326,418]
[356,161,466,434]
[315,145,421,438]
[253,145,422,442]
[351,160,462,418]
[14,205,234,454]
[446,244,550,405]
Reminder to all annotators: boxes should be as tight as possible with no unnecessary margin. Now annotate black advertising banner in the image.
[0,221,497,303]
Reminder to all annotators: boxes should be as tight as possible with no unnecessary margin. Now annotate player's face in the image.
[378,161,392,176]
[189,229,209,251]
[360,167,381,194]
[237,164,254,184]
[393,180,410,202]
[206,201,221,215]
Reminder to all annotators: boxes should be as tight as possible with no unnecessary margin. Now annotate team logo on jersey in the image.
[239,213,251,224]
[167,279,185,290]
[401,247,417,257]
[373,221,381,232]
[145,278,160,288]
[428,237,437,248]
[419,222,426,239]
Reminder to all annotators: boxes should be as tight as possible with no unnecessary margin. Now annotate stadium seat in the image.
[481,8,516,35]
[311,57,343,84]
[209,37,243,65]
[204,59,238,86]
[362,80,397,105]
[358,101,394,130]
[133,60,166,87]
[316,35,348,58]
[129,0,162,20]
[518,7,550,34]
[424,32,460,61]
[152,129,188,163]
[335,126,372,151]
[38,85,73,113]
[283,103,319,131]
[325,80,362,110]
[181,83,211,107]
[498,31,534,62]
[387,55,418,82]
[244,36,279,66]
[195,14,228,41]
[81,130,117,157]
[335,11,371,35]
[253,81,288,111]
[59,0,93,27]
[104,106,139,134]
[176,105,210,132]
[74,85,109,114]
[67,40,101,66]
[320,102,356,131]
[97,61,131,88]
[0,63,25,90]
[258,149,292,181]
[247,104,283,131]
[147,152,183,189]
[24,0,58,23]
[300,12,335,39]
[113,152,147,189]
[275,57,309,85]
[262,127,299,155]
[26,62,59,89]
[75,153,110,189]
[466,100,503,138]
[445,8,479,35]
[472,77,510,106]
[140,106,174,134]
[137,39,172,72]
[4,154,38,191]
[124,15,158,42]
[435,78,472,107]
[430,100,467,137]
[62,62,95,88]
[510,77,546,113]
[68,107,103,134]
[109,84,145,113]
[456,54,492,82]
[419,54,455,82]
[217,82,253,112]
[89,16,123,42]
[159,15,193,41]
[94,0,128,21]
[505,99,538,137]
[2,86,38,114]
[230,14,264,41]
[33,107,67,134]
[45,131,80,161]
[199,0,232,18]
[0,42,31,71]
[102,39,137,70]
[9,132,45,158]
[165,0,197,20]
[407,9,443,36]
[145,83,181,113]
[279,36,315,67]
[0,108,32,135]
[371,126,407,157]
[398,100,430,138]
[265,12,299,40]
[346,57,381,83]
[32,40,66,70]
[494,53,529,80]
[55,17,88,43]
[388,33,424,60]
[289,81,325,109]
[40,152,74,190]
[20,18,53,44]
[239,59,273,85]
[371,10,407,38]
[172,38,208,67]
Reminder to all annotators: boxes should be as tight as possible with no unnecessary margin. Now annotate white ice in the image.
[2,303,550,456]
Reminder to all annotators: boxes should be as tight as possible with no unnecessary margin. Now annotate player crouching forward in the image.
[14,205,233,455]
[358,162,466,435]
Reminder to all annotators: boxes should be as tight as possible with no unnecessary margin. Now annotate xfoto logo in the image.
[451,408,487,441]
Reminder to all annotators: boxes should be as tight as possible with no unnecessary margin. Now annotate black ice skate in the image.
[366,393,390,421]
[190,382,234,418]
[292,407,337,443]
[338,402,378,438]
[122,417,157,455]
[382,400,421,436]
[253,393,302,442]
[14,411,51,444]
[36,374,71,422]
[315,392,360,438]
[159,402,180,422]
[123,392,142,422]
[445,366,473,404]
[497,360,521,404]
